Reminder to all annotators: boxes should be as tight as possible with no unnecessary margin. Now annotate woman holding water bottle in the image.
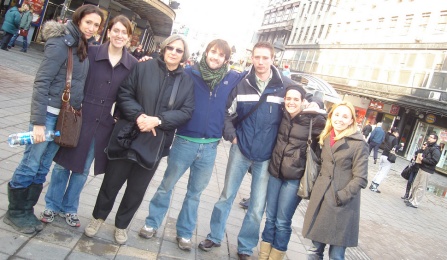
[4,5,104,235]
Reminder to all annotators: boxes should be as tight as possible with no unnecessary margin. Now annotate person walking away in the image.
[138,39,245,250]
[40,15,137,228]
[0,3,20,51]
[406,133,441,208]
[369,127,400,193]
[362,121,372,139]
[368,122,385,164]
[401,142,426,200]
[198,41,297,260]
[259,84,326,260]
[3,5,104,234]
[84,35,194,245]
[302,101,368,260]
[8,3,32,52]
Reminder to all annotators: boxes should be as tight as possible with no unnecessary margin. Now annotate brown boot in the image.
[269,247,286,260]
[259,241,272,260]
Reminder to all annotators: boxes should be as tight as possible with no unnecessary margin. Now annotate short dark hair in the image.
[107,15,133,36]
[429,132,438,141]
[252,41,275,58]
[286,84,306,101]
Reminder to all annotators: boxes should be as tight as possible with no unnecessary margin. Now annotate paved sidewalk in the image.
[1,47,447,259]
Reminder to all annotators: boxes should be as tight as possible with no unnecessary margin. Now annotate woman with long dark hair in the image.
[3,4,104,234]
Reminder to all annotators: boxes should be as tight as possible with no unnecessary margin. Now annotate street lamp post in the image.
[273,39,285,68]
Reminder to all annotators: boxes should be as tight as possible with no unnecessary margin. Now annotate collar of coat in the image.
[156,56,184,75]
[246,65,284,91]
[94,42,135,70]
[326,131,365,153]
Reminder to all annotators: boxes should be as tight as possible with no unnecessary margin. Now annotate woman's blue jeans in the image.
[45,140,95,213]
[307,240,346,260]
[10,112,59,189]
[261,175,302,251]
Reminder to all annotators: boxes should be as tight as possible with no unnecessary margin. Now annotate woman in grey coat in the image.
[3,5,104,235]
[302,101,368,259]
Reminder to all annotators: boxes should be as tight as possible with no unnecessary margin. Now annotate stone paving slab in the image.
[1,47,447,259]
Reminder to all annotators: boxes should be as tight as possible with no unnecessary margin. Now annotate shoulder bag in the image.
[297,118,321,199]
[54,47,82,147]
[401,161,417,180]
[19,29,28,37]
[106,76,181,170]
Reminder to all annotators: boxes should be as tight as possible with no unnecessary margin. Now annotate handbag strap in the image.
[154,74,181,115]
[62,47,73,102]
[307,117,313,145]
[234,94,268,126]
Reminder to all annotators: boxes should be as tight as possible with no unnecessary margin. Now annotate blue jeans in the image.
[145,137,218,238]
[45,140,95,213]
[207,144,270,255]
[8,32,28,50]
[261,175,302,251]
[307,240,346,260]
[368,141,381,160]
[10,112,60,189]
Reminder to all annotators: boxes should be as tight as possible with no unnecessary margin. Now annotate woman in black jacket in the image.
[259,85,326,259]
[370,127,400,193]
[84,35,195,245]
[4,5,104,235]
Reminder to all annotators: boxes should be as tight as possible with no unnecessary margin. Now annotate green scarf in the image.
[198,54,228,90]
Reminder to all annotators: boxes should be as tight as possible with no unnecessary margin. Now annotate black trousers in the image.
[0,32,13,49]
[92,159,160,229]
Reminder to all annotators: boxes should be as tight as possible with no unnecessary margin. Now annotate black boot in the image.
[3,183,36,234]
[401,191,409,199]
[26,183,44,232]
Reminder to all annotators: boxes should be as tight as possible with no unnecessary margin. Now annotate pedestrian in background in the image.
[362,121,372,139]
[40,15,137,228]
[7,3,32,52]
[406,133,441,208]
[198,41,296,260]
[139,39,246,250]
[84,34,194,245]
[302,101,368,260]
[401,142,425,200]
[368,122,385,164]
[132,44,145,60]
[3,4,104,234]
[0,3,20,51]
[369,127,400,193]
[259,84,326,260]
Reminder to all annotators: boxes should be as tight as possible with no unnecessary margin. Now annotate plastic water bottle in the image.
[7,130,61,147]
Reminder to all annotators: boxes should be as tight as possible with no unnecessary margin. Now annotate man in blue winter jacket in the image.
[138,39,246,251]
[369,122,386,164]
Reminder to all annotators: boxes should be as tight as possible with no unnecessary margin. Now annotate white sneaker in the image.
[139,225,156,239]
[84,218,104,237]
[115,228,128,244]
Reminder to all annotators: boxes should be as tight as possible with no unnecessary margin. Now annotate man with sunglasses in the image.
[139,39,246,251]
[406,133,441,208]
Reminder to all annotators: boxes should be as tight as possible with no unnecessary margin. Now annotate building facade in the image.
[257,0,447,173]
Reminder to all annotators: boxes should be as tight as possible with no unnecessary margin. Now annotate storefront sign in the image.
[369,101,384,111]
[425,114,436,124]
[24,0,48,27]
[440,130,447,142]
[390,105,400,115]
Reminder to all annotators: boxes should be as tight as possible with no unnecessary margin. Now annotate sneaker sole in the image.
[198,243,221,252]
[178,244,192,251]
[139,230,156,239]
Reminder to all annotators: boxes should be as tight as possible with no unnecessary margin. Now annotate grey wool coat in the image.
[302,131,368,247]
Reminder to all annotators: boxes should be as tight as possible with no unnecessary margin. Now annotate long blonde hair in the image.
[319,101,358,145]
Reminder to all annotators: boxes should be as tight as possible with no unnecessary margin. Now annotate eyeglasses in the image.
[166,45,184,54]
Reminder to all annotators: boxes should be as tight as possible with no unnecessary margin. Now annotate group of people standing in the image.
[0,3,32,52]
[4,4,373,260]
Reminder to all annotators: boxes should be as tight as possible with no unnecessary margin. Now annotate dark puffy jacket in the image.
[420,142,441,174]
[1,6,20,34]
[268,110,326,180]
[381,132,398,157]
[177,65,246,138]
[30,21,88,125]
[116,58,195,157]
[223,65,294,161]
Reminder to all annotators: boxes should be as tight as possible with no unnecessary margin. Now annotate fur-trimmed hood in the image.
[40,20,82,47]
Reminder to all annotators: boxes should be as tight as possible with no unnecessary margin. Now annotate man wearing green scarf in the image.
[139,39,246,251]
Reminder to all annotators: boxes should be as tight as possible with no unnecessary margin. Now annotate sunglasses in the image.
[166,45,184,54]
